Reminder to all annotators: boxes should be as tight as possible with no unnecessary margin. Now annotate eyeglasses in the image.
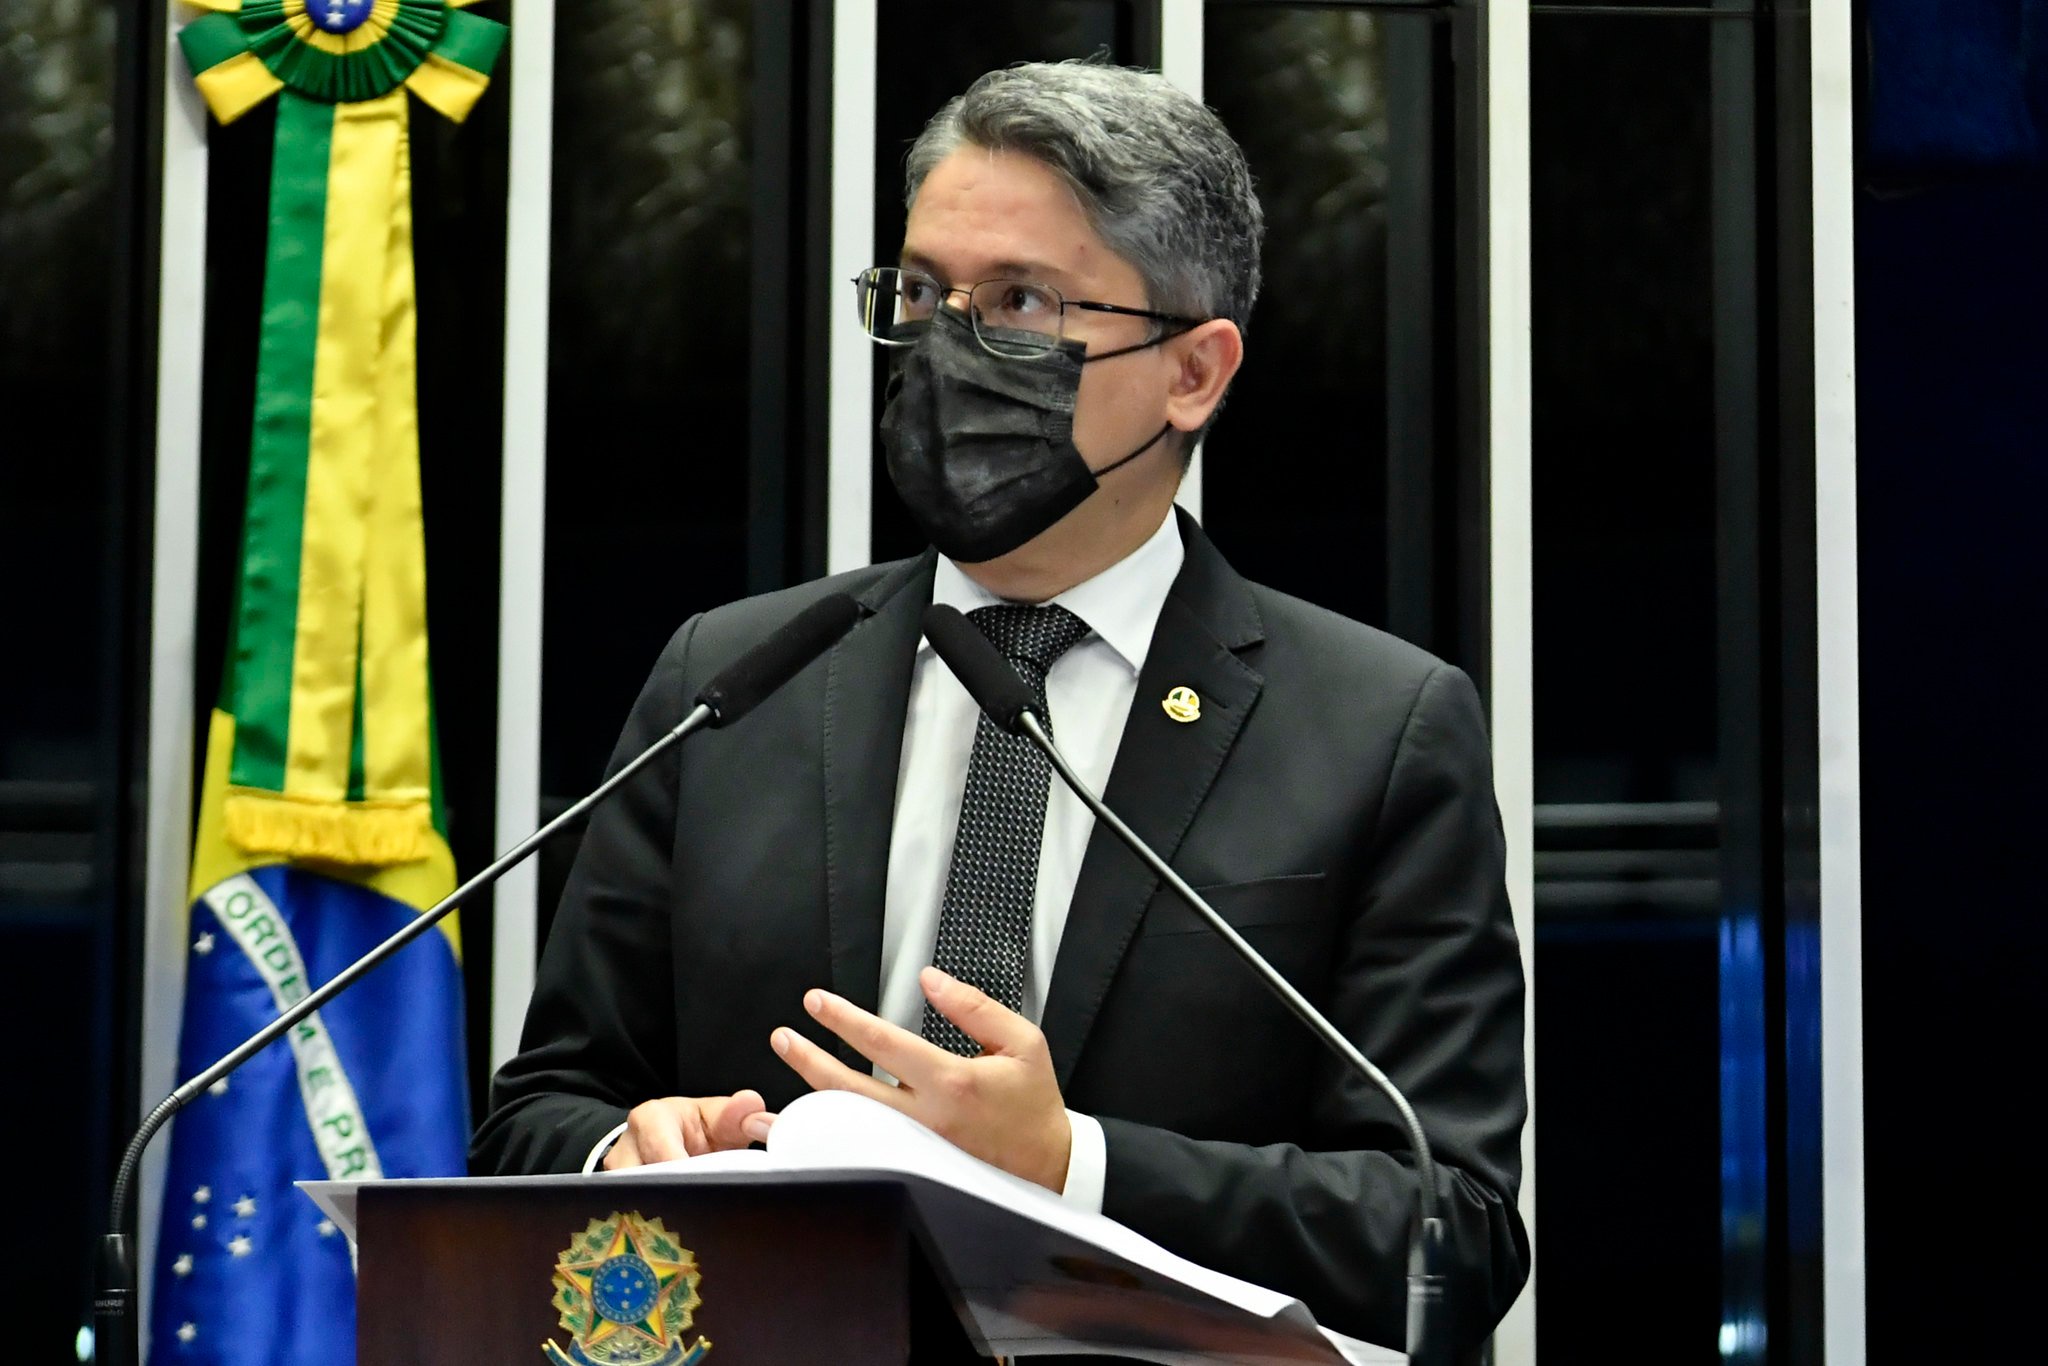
[851,266,1201,360]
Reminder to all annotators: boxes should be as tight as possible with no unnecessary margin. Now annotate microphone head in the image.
[921,604,1038,734]
[698,592,863,726]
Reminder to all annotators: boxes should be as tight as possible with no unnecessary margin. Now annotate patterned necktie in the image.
[921,603,1094,1055]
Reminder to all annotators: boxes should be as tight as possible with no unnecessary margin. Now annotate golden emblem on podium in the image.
[544,1211,712,1365]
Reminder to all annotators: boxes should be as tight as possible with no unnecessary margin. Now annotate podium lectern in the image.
[351,1178,976,1362]
[308,1094,1397,1365]
[312,1169,1397,1365]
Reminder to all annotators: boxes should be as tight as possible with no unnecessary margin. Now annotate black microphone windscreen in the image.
[921,604,1037,734]
[698,592,863,726]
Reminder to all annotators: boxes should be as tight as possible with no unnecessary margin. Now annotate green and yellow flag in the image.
[175,0,504,861]
[151,6,504,1359]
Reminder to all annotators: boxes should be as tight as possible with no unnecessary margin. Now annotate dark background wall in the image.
[1856,1,2048,1357]
[0,0,156,1353]
[1528,3,1796,1360]
[17,0,2032,1358]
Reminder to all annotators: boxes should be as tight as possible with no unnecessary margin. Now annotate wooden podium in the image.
[351,1177,987,1363]
[309,1097,1396,1366]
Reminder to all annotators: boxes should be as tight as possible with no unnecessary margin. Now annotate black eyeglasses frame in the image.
[851,266,1204,355]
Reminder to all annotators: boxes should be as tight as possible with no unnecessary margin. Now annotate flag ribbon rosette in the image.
[176,0,504,865]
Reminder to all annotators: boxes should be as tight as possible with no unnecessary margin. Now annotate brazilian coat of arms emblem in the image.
[543,1211,712,1365]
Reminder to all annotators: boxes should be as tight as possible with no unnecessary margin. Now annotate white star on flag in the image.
[316,1219,337,1238]
[193,931,215,955]
[208,1076,230,1096]
[228,1235,253,1258]
[191,1214,207,1230]
[173,1254,193,1277]
[176,1324,196,1344]
[233,1194,257,1218]
[193,1186,211,1204]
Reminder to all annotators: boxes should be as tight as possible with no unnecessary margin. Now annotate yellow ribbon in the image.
[222,90,436,865]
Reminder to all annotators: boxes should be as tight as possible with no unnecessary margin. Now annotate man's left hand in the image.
[767,966,1073,1192]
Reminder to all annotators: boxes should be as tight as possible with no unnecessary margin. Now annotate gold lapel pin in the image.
[1162,686,1202,724]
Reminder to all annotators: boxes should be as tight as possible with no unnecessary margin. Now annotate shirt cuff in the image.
[1058,1110,1106,1213]
[582,1121,630,1175]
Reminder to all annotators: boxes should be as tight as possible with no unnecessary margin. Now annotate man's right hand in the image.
[601,1090,774,1170]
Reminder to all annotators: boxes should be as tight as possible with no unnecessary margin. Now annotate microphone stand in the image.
[94,588,863,1365]
[92,702,714,1366]
[1016,709,1453,1365]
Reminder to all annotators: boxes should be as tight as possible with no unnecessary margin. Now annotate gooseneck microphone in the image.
[95,592,864,1366]
[920,602,1454,1365]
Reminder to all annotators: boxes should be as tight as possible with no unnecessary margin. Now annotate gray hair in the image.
[904,61,1265,338]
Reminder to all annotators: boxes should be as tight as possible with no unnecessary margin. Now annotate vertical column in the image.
[1382,15,1442,651]
[1157,0,1204,521]
[748,6,798,595]
[1809,0,1865,1359]
[1485,3,1537,1362]
[1710,9,1769,1360]
[827,0,878,574]
[492,1,557,1072]
[137,39,212,1350]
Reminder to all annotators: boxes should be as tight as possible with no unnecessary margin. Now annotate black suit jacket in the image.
[472,514,1530,1350]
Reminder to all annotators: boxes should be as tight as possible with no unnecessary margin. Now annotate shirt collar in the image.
[924,509,1185,677]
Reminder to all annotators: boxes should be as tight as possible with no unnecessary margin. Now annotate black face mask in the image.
[878,309,1172,563]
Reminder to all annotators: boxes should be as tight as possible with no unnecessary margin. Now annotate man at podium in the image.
[473,60,1529,1354]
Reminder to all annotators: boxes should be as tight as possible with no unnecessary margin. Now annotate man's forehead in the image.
[900,146,1111,291]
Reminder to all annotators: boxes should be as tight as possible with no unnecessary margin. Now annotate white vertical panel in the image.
[1810,0,1866,1360]
[1158,0,1205,523]
[492,2,556,1072]
[1157,0,1203,90]
[1485,3,1538,1363]
[136,46,213,1354]
[827,0,878,574]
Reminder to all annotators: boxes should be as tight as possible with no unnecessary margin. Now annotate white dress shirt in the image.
[876,509,1185,1211]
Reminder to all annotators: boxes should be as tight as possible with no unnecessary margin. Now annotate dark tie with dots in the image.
[922,603,1094,1056]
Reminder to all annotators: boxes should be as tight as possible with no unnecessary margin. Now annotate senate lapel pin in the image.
[1161,686,1202,723]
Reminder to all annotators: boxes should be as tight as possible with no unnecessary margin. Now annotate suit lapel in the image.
[1040,514,1266,1086]
[821,553,935,1064]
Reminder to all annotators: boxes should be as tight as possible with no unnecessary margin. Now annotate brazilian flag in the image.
[150,2,502,1360]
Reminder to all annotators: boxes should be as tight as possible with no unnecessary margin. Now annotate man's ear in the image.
[1163,319,1245,437]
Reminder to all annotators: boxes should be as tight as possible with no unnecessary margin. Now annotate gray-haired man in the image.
[475,61,1530,1354]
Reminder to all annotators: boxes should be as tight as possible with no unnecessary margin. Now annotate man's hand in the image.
[600,1090,775,1170]
[769,967,1073,1192]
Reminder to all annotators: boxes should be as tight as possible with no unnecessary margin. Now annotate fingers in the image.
[767,981,1071,1193]
[608,1093,771,1170]
[676,1098,712,1155]
[620,1098,692,1165]
[771,1019,912,1110]
[600,1129,639,1171]
[799,988,952,1087]
[920,967,1043,1058]
[702,1090,767,1148]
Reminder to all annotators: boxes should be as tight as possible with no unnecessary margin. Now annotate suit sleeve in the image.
[1096,663,1530,1351]
[467,618,700,1175]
